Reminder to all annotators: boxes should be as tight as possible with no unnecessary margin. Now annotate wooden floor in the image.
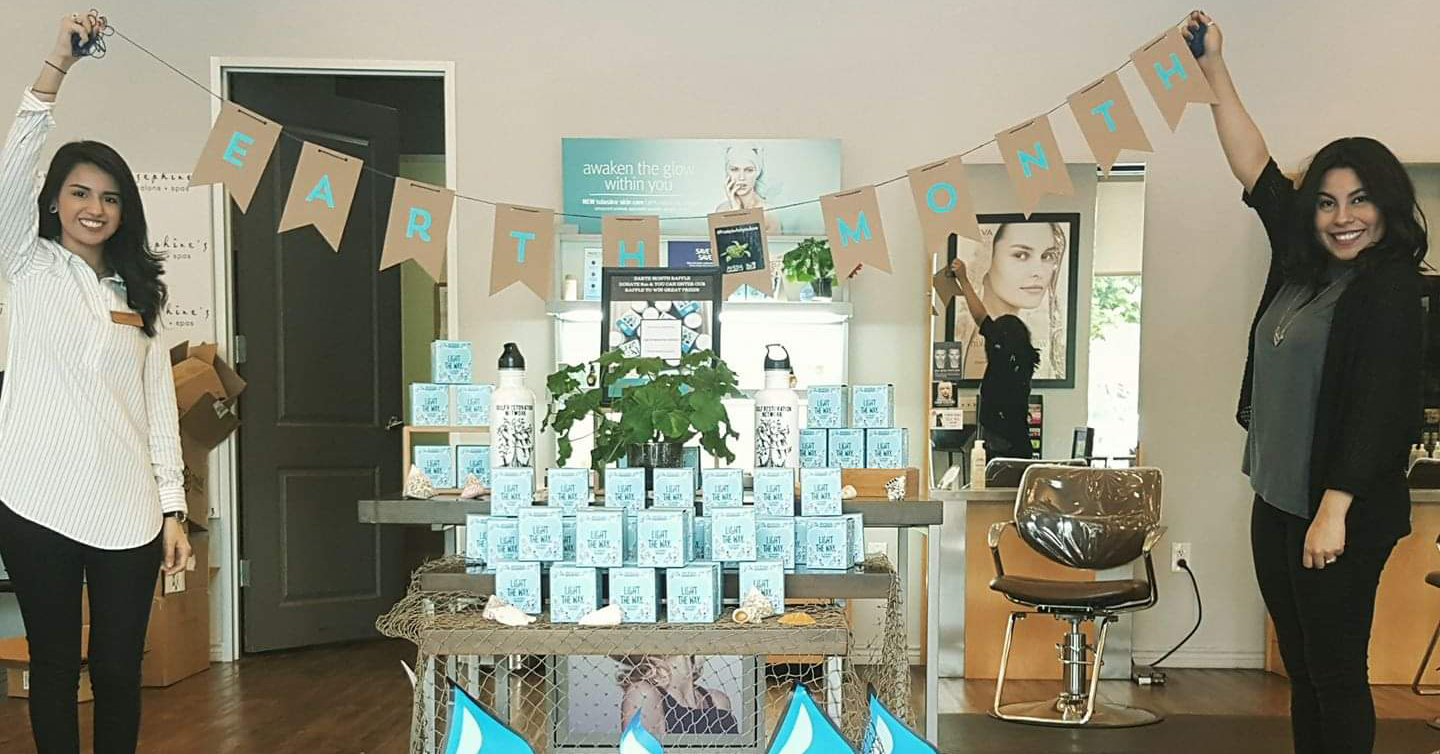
[0,640,1435,753]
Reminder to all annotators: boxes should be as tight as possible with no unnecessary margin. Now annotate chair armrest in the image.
[988,521,1014,579]
[1143,525,1168,554]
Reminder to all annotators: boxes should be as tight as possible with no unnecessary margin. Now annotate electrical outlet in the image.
[1171,542,1192,573]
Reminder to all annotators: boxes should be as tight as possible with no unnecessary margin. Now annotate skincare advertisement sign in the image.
[562,139,841,234]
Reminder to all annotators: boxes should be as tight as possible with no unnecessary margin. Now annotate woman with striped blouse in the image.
[0,14,192,754]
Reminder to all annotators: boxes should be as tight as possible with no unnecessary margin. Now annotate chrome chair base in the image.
[993,699,1162,728]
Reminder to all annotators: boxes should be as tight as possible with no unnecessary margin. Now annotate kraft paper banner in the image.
[602,215,660,269]
[189,102,282,213]
[708,208,770,298]
[276,142,363,251]
[995,115,1074,217]
[819,186,890,276]
[1067,72,1153,174]
[379,178,454,282]
[931,264,963,309]
[491,203,556,299]
[908,155,983,253]
[1131,27,1217,131]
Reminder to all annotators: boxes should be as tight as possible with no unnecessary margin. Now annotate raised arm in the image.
[1185,11,1269,193]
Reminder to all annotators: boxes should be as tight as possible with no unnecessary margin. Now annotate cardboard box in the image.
[850,385,895,429]
[753,468,796,517]
[430,340,474,384]
[666,563,721,623]
[652,468,695,509]
[142,534,210,687]
[701,468,743,509]
[637,510,692,568]
[798,429,828,469]
[487,518,521,563]
[490,467,535,516]
[806,385,849,429]
[739,561,786,615]
[7,666,93,703]
[517,508,564,562]
[452,384,491,427]
[757,516,797,569]
[170,342,247,530]
[549,565,601,624]
[827,429,866,469]
[412,445,456,490]
[603,468,646,512]
[547,468,592,515]
[409,383,451,426]
[464,514,489,566]
[575,509,624,568]
[801,468,843,517]
[803,517,851,571]
[493,562,542,615]
[610,567,659,623]
[456,445,491,487]
[865,428,910,469]
[710,507,757,562]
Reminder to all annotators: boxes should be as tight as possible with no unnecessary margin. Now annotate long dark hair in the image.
[1288,137,1428,284]
[37,141,167,336]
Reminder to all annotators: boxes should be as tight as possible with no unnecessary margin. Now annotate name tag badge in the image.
[110,310,143,328]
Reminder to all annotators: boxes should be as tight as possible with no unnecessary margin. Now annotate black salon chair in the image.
[988,465,1165,727]
[1413,533,1440,731]
[985,457,1089,488]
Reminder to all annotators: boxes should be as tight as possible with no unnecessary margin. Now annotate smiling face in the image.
[1314,166,1385,260]
[53,162,123,253]
[985,223,1062,312]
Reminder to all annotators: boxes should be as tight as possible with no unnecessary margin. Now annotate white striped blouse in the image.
[0,89,185,550]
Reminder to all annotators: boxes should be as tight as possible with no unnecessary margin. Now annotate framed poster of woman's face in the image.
[936,213,1081,388]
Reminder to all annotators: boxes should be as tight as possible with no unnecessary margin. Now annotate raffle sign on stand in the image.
[599,268,722,402]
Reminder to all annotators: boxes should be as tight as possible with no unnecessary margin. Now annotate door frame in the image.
[206,57,458,661]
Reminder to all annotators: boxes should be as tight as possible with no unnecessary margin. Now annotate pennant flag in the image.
[380,178,455,282]
[602,215,660,269]
[189,101,282,213]
[764,684,857,754]
[931,265,962,309]
[277,142,363,251]
[619,711,665,754]
[819,186,890,277]
[1130,27,1217,131]
[709,207,770,298]
[907,156,982,253]
[491,203,556,298]
[994,114,1073,217]
[441,679,534,754]
[1067,72,1153,174]
[860,687,937,754]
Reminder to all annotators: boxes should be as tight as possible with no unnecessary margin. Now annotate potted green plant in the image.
[781,237,836,300]
[543,349,743,483]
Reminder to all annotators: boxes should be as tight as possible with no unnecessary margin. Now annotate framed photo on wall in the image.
[937,212,1081,388]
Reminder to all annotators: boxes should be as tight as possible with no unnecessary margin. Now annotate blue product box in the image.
[753,468,796,517]
[799,429,829,469]
[456,445,491,487]
[805,517,851,570]
[547,468,592,515]
[493,561,542,614]
[637,509,693,568]
[489,467,535,516]
[464,514,488,566]
[710,507,757,562]
[610,567,659,623]
[575,509,625,568]
[624,514,639,563]
[701,468,743,509]
[412,445,455,490]
[756,516,797,569]
[693,516,711,561]
[652,468,696,509]
[794,518,810,567]
[865,428,909,469]
[487,518,520,563]
[801,468,843,517]
[850,384,896,429]
[806,385,849,429]
[843,512,866,565]
[452,384,492,427]
[549,564,601,623]
[828,429,866,469]
[518,508,564,562]
[430,340,474,384]
[603,467,647,513]
[666,563,721,623]
[562,517,577,561]
[409,383,450,427]
[739,560,786,615]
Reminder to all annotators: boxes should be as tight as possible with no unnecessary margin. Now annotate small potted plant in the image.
[544,349,743,484]
[781,237,836,301]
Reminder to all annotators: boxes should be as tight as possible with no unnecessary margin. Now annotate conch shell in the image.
[885,475,906,501]
[579,604,623,626]
[841,485,858,500]
[482,595,536,626]
[404,465,435,500]
[459,475,487,500]
[731,587,776,624]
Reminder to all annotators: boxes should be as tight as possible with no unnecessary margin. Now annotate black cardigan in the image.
[1238,159,1421,545]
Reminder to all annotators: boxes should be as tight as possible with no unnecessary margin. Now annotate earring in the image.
[48,205,56,213]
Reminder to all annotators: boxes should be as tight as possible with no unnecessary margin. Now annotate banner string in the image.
[108,12,1192,223]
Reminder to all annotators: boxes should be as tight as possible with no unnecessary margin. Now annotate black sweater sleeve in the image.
[1236,159,1298,429]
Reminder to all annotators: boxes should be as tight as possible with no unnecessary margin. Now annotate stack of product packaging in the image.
[462,462,864,624]
[408,340,493,490]
[800,384,909,470]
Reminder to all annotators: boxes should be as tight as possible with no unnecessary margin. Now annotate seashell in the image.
[482,594,536,626]
[778,612,815,627]
[459,475,487,500]
[404,465,435,500]
[732,587,775,624]
[579,604,623,626]
[841,485,858,500]
[885,475,906,501]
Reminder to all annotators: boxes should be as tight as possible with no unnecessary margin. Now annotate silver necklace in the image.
[1271,273,1352,347]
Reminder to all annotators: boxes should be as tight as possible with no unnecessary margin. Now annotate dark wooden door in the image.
[230,74,405,652]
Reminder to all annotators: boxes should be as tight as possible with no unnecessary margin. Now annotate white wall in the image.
[3,0,1438,666]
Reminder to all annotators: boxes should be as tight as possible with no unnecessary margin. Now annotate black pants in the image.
[0,500,160,754]
[1250,496,1395,754]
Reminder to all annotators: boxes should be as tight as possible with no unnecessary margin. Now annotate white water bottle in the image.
[970,439,988,490]
[489,343,536,473]
[753,344,800,468]
[1410,443,1426,470]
